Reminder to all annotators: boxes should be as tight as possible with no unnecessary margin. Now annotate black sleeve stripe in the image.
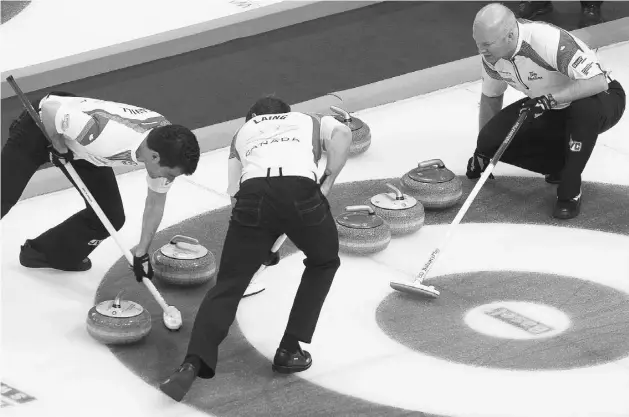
[307,113,323,164]
[482,59,503,80]
[228,130,240,161]
[556,30,584,76]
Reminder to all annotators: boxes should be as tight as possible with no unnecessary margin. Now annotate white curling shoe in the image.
[243,275,266,297]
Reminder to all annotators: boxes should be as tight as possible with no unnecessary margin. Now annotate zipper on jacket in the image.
[510,59,529,90]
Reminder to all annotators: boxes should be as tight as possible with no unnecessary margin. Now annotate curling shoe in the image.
[159,363,197,402]
[553,193,581,220]
[19,240,92,271]
[272,346,312,374]
[544,172,561,184]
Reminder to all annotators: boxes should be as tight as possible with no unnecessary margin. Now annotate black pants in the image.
[476,80,625,200]
[1,95,125,268]
[187,175,341,378]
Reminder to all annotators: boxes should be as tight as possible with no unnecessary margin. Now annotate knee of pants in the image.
[7,116,50,156]
[111,211,126,231]
[475,130,501,158]
[87,208,125,236]
[568,97,601,129]
[303,255,341,271]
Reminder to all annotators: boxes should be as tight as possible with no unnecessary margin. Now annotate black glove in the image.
[262,250,280,267]
[466,152,495,180]
[49,146,74,167]
[521,94,556,118]
[133,253,154,282]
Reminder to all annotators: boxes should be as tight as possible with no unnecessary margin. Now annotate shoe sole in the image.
[20,250,92,271]
[271,361,312,374]
[553,212,579,220]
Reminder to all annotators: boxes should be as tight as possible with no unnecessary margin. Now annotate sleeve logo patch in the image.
[572,56,585,68]
[581,62,593,75]
[571,53,594,75]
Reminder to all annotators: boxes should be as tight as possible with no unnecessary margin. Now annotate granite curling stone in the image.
[367,183,425,236]
[336,205,391,255]
[86,291,151,345]
[400,159,463,210]
[330,106,371,156]
[152,235,217,286]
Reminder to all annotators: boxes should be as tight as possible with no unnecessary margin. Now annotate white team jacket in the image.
[481,19,608,109]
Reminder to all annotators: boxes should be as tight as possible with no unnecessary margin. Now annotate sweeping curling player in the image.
[390,107,532,298]
[5,75,184,330]
[244,172,328,296]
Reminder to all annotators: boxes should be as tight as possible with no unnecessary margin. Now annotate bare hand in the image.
[320,183,332,197]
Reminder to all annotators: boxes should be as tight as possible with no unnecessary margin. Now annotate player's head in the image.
[140,125,200,181]
[473,3,519,64]
[246,96,291,121]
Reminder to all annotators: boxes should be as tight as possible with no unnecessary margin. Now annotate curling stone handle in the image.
[112,290,125,308]
[175,241,202,252]
[385,183,405,200]
[418,159,445,170]
[345,205,375,215]
[330,106,351,122]
[170,235,199,246]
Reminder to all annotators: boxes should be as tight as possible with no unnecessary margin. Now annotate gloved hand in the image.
[466,152,495,180]
[521,94,556,118]
[133,253,154,282]
[262,250,280,267]
[49,146,74,167]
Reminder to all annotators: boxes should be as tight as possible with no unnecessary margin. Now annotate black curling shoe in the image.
[159,363,197,402]
[553,194,582,220]
[272,347,312,374]
[545,173,561,184]
[19,240,92,271]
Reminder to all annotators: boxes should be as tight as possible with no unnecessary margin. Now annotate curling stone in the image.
[336,205,391,255]
[400,159,463,210]
[152,235,217,286]
[330,106,371,156]
[366,183,425,236]
[86,291,151,345]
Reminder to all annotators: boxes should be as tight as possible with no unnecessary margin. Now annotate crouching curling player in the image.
[159,96,352,402]
[467,3,625,219]
[1,92,200,280]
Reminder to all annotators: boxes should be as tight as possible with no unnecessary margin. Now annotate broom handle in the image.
[414,108,531,283]
[5,76,171,314]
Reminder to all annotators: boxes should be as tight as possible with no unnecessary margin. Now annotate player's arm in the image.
[320,116,352,197]
[543,30,608,106]
[39,99,72,153]
[479,58,508,131]
[134,182,169,256]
